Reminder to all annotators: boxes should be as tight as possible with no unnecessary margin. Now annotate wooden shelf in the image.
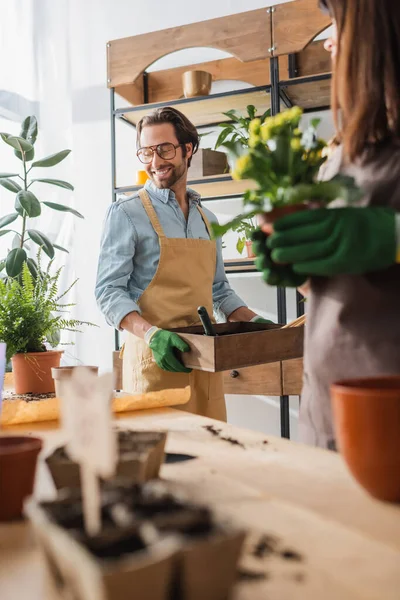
[116,174,257,201]
[116,86,271,128]
[280,73,332,111]
[223,257,257,273]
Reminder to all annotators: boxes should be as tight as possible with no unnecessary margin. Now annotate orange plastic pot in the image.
[331,376,400,502]
[0,436,42,520]
[11,350,63,394]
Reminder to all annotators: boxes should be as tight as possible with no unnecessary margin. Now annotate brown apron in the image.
[300,144,400,448]
[122,189,226,421]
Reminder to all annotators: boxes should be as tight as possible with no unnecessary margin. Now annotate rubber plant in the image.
[0,115,82,278]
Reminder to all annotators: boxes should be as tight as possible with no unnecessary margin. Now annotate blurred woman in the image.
[253,0,400,449]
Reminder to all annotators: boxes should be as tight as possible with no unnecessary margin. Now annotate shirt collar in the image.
[145,179,201,205]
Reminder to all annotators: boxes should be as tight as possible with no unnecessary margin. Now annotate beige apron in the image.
[122,188,226,421]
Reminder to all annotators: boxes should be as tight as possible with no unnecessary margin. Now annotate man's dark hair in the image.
[136,106,199,167]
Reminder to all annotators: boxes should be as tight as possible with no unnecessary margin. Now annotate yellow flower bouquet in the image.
[211,106,360,238]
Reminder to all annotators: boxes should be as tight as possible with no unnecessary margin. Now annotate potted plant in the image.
[214,105,271,151]
[0,256,95,394]
[0,115,82,278]
[211,107,361,240]
[232,217,257,258]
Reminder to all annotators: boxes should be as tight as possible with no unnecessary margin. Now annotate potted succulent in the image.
[0,256,95,394]
[211,107,361,239]
[0,115,82,278]
[232,217,257,258]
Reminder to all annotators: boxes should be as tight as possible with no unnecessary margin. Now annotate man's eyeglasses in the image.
[137,142,184,164]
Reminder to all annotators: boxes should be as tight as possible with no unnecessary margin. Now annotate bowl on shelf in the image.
[182,70,212,98]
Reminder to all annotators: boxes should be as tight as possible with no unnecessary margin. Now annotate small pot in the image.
[0,436,42,520]
[12,350,63,395]
[182,70,212,98]
[245,240,255,259]
[259,204,309,235]
[331,376,400,502]
[51,365,99,398]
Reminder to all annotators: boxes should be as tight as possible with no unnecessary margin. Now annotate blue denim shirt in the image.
[95,180,246,329]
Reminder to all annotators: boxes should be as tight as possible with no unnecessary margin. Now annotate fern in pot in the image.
[0,256,95,394]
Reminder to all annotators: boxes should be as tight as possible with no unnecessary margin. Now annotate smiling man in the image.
[95,107,268,420]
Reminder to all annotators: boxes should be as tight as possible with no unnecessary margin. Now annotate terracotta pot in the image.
[182,70,212,98]
[51,365,99,398]
[0,436,42,520]
[245,240,255,259]
[331,376,400,502]
[12,350,63,395]
[259,204,309,235]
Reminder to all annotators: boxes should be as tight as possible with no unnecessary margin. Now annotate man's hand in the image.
[267,206,397,277]
[251,229,307,288]
[148,330,192,373]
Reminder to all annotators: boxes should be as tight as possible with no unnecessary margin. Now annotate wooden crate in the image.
[187,149,228,179]
[170,322,304,372]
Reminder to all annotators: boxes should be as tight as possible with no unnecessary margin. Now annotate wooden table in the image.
[1,408,400,599]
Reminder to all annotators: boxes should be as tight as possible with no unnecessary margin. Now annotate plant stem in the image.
[20,152,27,249]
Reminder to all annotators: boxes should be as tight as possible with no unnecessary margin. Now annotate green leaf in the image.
[246,105,256,120]
[0,213,18,229]
[261,108,271,123]
[32,149,71,168]
[0,178,22,193]
[1,135,33,153]
[6,248,27,277]
[27,229,55,258]
[214,127,236,150]
[222,109,242,123]
[311,118,321,129]
[0,230,13,238]
[26,257,38,279]
[20,116,38,145]
[47,328,61,347]
[236,237,246,254]
[0,260,6,272]
[0,173,19,178]
[42,202,83,218]
[53,244,69,253]
[31,178,74,191]
[210,209,260,239]
[15,190,41,218]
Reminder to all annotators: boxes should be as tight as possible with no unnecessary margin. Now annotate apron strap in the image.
[139,189,166,238]
[196,205,214,239]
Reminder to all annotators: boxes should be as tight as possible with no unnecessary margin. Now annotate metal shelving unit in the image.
[108,3,332,439]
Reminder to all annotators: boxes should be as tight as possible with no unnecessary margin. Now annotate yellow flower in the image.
[260,123,273,142]
[249,118,261,135]
[289,106,303,119]
[232,154,251,180]
[290,138,302,151]
[248,133,260,148]
[294,128,302,136]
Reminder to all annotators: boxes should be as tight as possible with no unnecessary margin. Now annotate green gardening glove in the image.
[149,330,192,373]
[251,229,307,288]
[267,206,397,277]
[251,316,275,324]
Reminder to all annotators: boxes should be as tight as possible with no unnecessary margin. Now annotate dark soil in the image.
[41,481,216,560]
[48,430,165,463]
[252,535,304,563]
[203,425,245,449]
[252,535,279,559]
[3,391,55,402]
[237,568,268,582]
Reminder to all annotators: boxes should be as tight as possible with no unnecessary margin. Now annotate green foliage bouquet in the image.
[211,107,361,238]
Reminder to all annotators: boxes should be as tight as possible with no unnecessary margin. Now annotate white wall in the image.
[1,0,334,439]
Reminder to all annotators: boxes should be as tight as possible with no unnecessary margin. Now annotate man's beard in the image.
[150,160,186,189]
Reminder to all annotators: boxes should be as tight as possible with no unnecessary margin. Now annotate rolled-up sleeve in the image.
[95,202,141,329]
[210,216,247,317]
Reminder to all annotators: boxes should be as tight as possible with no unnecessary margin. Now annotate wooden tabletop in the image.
[1,408,400,599]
